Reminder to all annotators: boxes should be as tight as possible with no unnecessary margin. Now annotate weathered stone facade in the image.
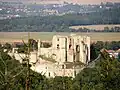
[36,34,90,77]
[9,34,90,78]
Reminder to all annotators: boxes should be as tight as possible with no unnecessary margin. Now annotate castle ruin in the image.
[9,34,90,78]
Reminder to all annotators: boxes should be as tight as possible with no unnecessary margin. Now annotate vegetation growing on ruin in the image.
[39,55,56,63]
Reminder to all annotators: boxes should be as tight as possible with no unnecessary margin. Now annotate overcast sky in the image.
[0,0,120,4]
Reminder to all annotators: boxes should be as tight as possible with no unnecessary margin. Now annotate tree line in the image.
[71,26,120,32]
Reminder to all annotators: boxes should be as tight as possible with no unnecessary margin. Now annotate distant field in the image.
[0,32,120,43]
[69,24,120,30]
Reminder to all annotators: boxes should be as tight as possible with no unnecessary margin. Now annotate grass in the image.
[0,32,120,43]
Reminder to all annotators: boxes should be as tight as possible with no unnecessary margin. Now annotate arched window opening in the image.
[76,45,80,53]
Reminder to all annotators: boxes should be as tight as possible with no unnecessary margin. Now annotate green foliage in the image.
[17,45,28,53]
[0,48,48,90]
[90,41,120,60]
[17,39,38,53]
[71,26,120,32]
[74,50,120,90]
[3,43,12,52]
[0,7,120,32]
[90,43,98,61]
[118,52,120,61]
[42,42,52,48]
[39,55,56,63]
[45,76,73,90]
[28,39,38,50]
[0,51,23,90]
[1,41,120,90]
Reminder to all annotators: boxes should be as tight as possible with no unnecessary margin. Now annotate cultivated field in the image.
[69,24,120,30]
[0,32,120,43]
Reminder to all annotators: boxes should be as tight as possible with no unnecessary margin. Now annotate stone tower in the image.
[52,35,90,64]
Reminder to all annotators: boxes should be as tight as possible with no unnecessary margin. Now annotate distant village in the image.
[0,1,120,19]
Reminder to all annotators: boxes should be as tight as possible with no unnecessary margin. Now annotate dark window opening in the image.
[49,72,50,77]
[57,38,59,41]
[74,71,77,77]
[69,39,72,44]
[57,44,59,49]
[65,38,67,62]
[73,53,75,62]
[86,46,89,64]
[81,41,84,44]
[76,45,80,62]
[69,44,72,49]
[62,65,64,69]
[76,45,80,53]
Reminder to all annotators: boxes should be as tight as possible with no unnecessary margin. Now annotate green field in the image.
[0,32,120,43]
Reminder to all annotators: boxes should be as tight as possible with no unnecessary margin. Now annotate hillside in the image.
[0,7,120,32]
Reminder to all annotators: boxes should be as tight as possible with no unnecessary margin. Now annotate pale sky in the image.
[0,0,120,4]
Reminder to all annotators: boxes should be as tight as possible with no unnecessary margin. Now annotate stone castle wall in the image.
[9,34,90,78]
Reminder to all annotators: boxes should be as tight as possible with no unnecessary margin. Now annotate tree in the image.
[118,52,120,61]
[90,43,98,61]
[3,43,12,52]
[50,76,73,90]
[0,51,25,90]
[73,49,120,90]
[0,44,48,90]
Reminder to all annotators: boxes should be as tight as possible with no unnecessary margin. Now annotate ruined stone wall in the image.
[8,52,38,63]
[34,34,90,78]
[50,35,90,64]
[52,35,67,63]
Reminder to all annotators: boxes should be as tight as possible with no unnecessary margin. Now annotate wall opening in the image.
[74,70,76,77]
[49,72,50,77]
[62,65,64,69]
[57,44,59,49]
[57,38,59,41]
[86,45,89,64]
[73,53,75,62]
[76,45,80,62]
[69,45,72,49]
[76,45,80,53]
[69,38,72,49]
[65,38,67,62]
